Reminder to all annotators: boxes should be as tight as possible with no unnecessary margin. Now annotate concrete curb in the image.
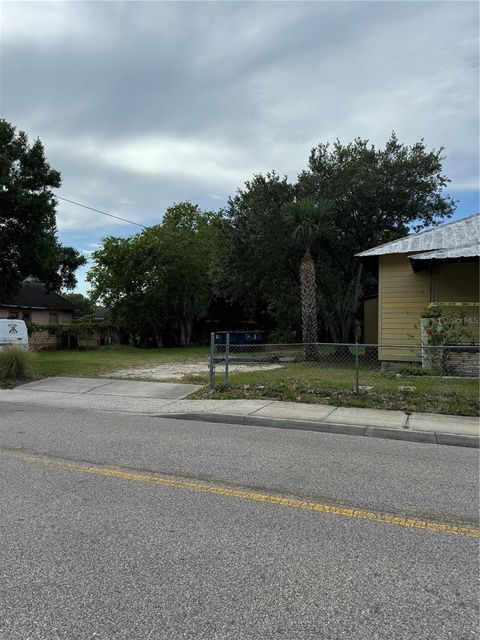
[155,412,479,448]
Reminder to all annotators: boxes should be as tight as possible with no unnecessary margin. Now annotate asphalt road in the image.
[0,403,478,639]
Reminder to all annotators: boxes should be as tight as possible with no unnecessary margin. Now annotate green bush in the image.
[0,346,35,380]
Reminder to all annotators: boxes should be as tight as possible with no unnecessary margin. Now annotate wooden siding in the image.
[437,262,479,342]
[363,297,378,344]
[378,254,429,361]
[378,256,480,361]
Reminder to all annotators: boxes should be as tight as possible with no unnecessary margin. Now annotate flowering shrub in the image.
[420,305,470,346]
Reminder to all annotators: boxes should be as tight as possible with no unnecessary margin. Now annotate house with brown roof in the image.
[356,213,479,366]
[0,282,76,348]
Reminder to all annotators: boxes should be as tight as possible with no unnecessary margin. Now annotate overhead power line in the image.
[56,196,147,229]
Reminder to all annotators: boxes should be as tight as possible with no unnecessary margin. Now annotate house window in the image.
[22,312,31,322]
[7,312,18,319]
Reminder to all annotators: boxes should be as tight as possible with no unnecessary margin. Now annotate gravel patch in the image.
[103,362,283,381]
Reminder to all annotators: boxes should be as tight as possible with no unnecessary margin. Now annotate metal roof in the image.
[356,213,480,257]
[409,243,480,261]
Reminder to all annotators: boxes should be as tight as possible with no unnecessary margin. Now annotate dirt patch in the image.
[103,362,283,381]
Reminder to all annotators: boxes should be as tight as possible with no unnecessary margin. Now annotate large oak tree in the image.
[219,134,455,343]
[298,134,456,341]
[88,202,220,346]
[215,172,300,338]
[0,120,85,300]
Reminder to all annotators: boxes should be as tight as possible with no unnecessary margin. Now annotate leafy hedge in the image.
[26,321,117,338]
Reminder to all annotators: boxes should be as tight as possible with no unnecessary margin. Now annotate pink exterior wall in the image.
[0,307,74,349]
[0,307,73,323]
[0,306,110,349]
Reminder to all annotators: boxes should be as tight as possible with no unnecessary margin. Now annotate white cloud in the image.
[49,133,267,192]
[1,0,477,246]
[55,196,135,231]
[1,2,107,46]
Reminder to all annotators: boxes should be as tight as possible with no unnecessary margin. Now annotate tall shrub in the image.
[0,346,35,380]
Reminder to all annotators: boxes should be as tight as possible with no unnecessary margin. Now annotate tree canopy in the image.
[215,172,300,338]
[296,134,456,340]
[87,202,221,346]
[87,133,456,345]
[61,292,96,317]
[218,134,455,342]
[0,119,85,301]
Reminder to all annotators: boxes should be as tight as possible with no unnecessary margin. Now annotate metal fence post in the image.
[355,341,360,394]
[209,332,215,389]
[224,333,230,385]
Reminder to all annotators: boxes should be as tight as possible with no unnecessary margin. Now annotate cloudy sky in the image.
[1,1,479,293]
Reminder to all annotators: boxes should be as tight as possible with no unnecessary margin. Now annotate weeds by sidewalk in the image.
[184,363,479,417]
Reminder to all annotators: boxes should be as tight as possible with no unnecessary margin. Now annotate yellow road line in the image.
[3,448,480,539]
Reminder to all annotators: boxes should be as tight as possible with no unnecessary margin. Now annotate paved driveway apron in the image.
[18,376,201,399]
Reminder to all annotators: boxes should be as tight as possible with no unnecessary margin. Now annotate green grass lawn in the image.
[1,344,477,416]
[185,362,480,417]
[32,345,209,378]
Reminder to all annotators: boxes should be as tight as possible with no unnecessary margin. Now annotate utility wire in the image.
[56,195,147,229]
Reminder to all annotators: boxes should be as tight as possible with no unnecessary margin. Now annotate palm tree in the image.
[283,197,333,360]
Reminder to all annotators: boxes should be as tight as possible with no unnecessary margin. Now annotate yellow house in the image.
[356,213,479,365]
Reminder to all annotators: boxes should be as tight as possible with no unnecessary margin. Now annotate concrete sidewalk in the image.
[0,377,478,447]
[159,400,479,448]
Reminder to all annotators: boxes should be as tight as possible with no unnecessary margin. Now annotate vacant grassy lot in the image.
[2,344,477,416]
[32,345,209,378]
[185,362,480,417]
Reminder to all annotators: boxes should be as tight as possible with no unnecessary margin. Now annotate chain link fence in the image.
[208,333,480,391]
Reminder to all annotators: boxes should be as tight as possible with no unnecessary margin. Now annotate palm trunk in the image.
[300,249,318,360]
